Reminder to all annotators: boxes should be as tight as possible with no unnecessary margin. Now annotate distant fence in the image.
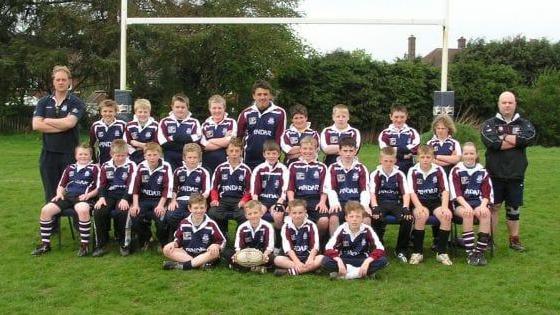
[0,116,31,133]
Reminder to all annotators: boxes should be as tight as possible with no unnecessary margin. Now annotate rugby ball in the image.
[234,248,265,267]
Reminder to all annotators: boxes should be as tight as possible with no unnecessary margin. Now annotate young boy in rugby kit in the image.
[158,94,201,170]
[369,147,413,263]
[225,200,275,273]
[92,139,137,257]
[200,95,237,175]
[427,114,461,175]
[165,143,211,241]
[129,142,174,250]
[208,138,252,234]
[273,199,324,276]
[324,138,370,235]
[237,80,286,169]
[449,142,493,266]
[32,143,99,257]
[124,98,159,165]
[320,104,361,166]
[287,136,329,243]
[322,202,388,280]
[280,104,320,166]
[251,140,289,232]
[89,99,126,164]
[378,105,420,176]
[162,193,226,271]
[407,145,453,266]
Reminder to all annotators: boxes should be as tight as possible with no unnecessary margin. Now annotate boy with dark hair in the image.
[407,145,453,265]
[124,98,159,165]
[92,139,137,257]
[208,137,252,234]
[158,93,201,170]
[251,140,289,231]
[32,143,99,256]
[162,193,226,270]
[320,104,361,166]
[281,104,320,165]
[369,146,413,263]
[322,201,388,280]
[324,137,370,235]
[129,142,174,251]
[89,99,126,165]
[225,200,275,273]
[273,199,324,276]
[237,80,286,169]
[378,105,420,175]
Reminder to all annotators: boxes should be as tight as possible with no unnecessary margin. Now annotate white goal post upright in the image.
[119,0,450,91]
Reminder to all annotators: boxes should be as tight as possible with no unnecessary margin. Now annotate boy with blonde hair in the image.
[125,98,158,164]
[320,104,361,166]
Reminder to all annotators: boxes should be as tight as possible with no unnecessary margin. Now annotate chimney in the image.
[408,35,416,61]
[458,36,466,49]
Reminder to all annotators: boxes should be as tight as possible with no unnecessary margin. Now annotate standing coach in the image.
[32,65,85,202]
[481,91,536,251]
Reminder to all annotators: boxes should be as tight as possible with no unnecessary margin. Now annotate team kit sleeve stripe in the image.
[281,224,292,254]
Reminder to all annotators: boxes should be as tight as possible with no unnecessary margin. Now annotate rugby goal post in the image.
[118,0,453,114]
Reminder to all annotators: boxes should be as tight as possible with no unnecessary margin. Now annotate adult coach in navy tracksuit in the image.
[481,91,536,251]
[32,65,85,203]
[237,80,286,169]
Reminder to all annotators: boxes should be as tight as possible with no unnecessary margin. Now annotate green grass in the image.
[1,134,559,314]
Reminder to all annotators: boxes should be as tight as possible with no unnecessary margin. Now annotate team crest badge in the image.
[122,173,128,180]
[107,171,114,179]
[476,175,483,183]
[202,234,210,244]
[238,174,245,181]
[186,128,192,133]
[131,132,138,139]
[157,175,163,185]
[206,130,214,138]
[432,176,438,183]
[114,130,121,137]
[69,171,74,177]
[184,232,191,240]
[97,131,105,138]
[168,126,176,133]
[84,170,90,177]
[362,239,366,246]
[274,180,280,188]
[337,174,345,182]
[222,127,228,134]
[417,178,423,185]
[303,233,308,240]
[461,177,468,185]
[142,174,149,183]
[145,131,151,138]
[296,172,305,180]
[331,135,339,144]
[222,174,228,180]
[195,176,201,183]
[313,171,320,179]
[343,241,349,247]
[267,117,275,125]
[262,180,267,188]
[512,127,520,134]
[179,175,186,182]
[498,126,504,133]
[389,138,397,146]
[248,117,257,125]
[72,108,78,114]
[61,105,68,112]
[290,136,298,144]
[352,173,359,181]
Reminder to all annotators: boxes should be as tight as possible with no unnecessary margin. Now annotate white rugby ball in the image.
[234,248,265,267]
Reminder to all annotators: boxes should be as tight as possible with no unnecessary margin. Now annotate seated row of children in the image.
[32,124,492,267]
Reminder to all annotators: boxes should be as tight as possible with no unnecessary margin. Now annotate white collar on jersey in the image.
[454,162,485,175]
[107,158,133,168]
[495,112,520,123]
[180,161,203,173]
[284,216,312,230]
[333,157,361,170]
[288,122,312,133]
[387,123,412,133]
[410,163,441,177]
[204,113,229,125]
[341,222,367,239]
[375,165,401,178]
[132,115,155,126]
[75,161,94,172]
[250,101,279,115]
[186,214,211,232]
[168,111,193,122]
[327,123,353,133]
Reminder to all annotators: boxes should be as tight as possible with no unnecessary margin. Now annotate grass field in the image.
[1,133,559,314]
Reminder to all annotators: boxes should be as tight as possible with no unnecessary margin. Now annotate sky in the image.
[294,0,560,61]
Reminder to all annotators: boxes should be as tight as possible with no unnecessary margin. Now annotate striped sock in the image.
[288,268,299,276]
[462,231,475,253]
[79,220,91,245]
[40,220,53,244]
[476,232,489,253]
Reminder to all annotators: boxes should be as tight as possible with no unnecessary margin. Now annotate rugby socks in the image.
[288,268,299,276]
[412,229,425,254]
[182,261,193,270]
[462,231,475,253]
[78,220,91,245]
[476,232,489,253]
[437,229,450,254]
[40,219,53,244]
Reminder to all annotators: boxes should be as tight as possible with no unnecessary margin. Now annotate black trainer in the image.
[31,243,51,256]
[162,261,182,270]
[77,245,89,257]
[120,246,130,256]
[92,247,107,257]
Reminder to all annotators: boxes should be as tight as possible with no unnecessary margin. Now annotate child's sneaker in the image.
[329,272,341,280]
[436,253,453,266]
[162,261,182,270]
[395,252,408,263]
[476,252,488,266]
[92,247,107,257]
[31,243,51,256]
[273,268,289,277]
[409,253,423,265]
[77,244,89,257]
[509,236,525,252]
[467,251,486,266]
[250,266,267,274]
[120,246,130,256]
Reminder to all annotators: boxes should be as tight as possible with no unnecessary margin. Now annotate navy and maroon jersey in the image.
[320,124,361,166]
[128,159,173,200]
[98,158,137,199]
[427,135,462,158]
[280,123,320,165]
[236,103,286,168]
[251,161,289,206]
[58,162,100,197]
[324,223,385,260]
[287,159,327,199]
[173,214,226,255]
[449,162,494,205]
[200,115,237,172]
[89,119,126,164]
[210,160,252,202]
[173,163,211,201]
[157,112,201,151]
[324,159,370,208]
[124,117,158,164]
[378,124,420,169]
[407,163,449,203]
[280,217,319,257]
[234,219,274,252]
[369,166,410,203]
